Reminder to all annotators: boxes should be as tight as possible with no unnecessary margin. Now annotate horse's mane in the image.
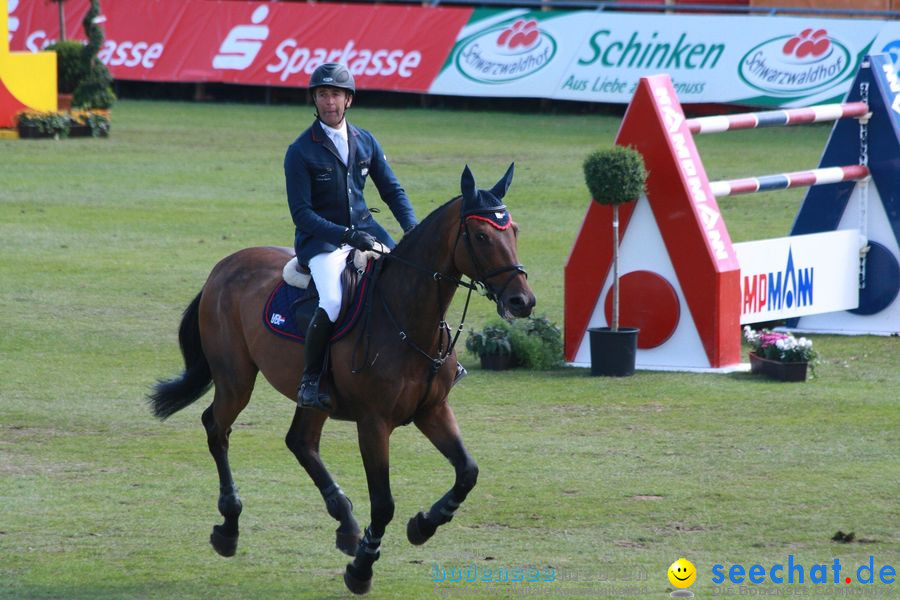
[389,196,460,261]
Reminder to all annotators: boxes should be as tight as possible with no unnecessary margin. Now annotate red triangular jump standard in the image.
[565,75,742,370]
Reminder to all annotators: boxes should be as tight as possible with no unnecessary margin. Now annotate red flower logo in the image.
[782,28,831,59]
[497,19,540,50]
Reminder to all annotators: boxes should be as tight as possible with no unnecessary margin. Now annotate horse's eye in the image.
[476,232,489,243]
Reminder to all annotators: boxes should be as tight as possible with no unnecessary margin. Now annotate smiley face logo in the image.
[668,558,696,588]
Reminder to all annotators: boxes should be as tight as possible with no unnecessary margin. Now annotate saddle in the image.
[263,249,383,344]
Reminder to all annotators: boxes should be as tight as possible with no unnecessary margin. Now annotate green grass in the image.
[1,100,897,599]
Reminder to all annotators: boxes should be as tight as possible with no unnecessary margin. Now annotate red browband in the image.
[465,214,513,230]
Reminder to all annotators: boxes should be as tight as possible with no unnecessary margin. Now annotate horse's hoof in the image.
[336,528,361,556]
[407,511,437,546]
[210,525,238,557]
[344,563,373,595]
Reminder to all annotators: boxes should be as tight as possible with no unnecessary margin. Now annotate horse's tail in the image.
[148,291,213,420]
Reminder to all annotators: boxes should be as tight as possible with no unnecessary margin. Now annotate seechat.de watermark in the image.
[712,556,895,586]
[709,555,895,598]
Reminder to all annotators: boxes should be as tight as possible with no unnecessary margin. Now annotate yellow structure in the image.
[1,0,57,128]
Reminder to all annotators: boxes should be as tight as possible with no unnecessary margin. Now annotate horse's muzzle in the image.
[498,289,536,319]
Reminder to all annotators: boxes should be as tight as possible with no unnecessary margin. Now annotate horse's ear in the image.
[489,162,515,200]
[461,165,476,202]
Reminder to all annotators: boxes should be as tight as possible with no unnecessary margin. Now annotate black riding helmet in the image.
[309,62,356,95]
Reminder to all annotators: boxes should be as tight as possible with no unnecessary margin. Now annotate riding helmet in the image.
[309,63,356,95]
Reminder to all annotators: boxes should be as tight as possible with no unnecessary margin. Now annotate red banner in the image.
[10,0,472,92]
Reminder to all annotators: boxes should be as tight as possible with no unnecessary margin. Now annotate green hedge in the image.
[466,315,564,370]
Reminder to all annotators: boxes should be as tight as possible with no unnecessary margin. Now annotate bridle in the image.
[458,212,528,315]
[354,200,528,379]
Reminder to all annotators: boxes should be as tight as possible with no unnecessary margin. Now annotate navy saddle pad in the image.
[263,259,374,344]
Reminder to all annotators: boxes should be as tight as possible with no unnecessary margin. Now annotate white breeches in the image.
[308,245,353,322]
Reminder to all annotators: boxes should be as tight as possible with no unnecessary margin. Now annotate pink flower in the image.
[758,332,788,348]
[743,326,817,365]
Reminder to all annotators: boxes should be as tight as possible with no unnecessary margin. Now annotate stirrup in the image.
[298,373,331,411]
[451,363,467,388]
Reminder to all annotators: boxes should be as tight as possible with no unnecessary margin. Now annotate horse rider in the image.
[284,62,420,411]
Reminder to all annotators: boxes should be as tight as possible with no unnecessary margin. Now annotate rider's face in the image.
[314,87,352,128]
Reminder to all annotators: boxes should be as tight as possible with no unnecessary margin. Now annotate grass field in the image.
[1,100,897,599]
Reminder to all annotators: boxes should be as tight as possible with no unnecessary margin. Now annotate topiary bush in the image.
[582,145,647,331]
[583,145,647,206]
[72,0,116,109]
[46,40,87,94]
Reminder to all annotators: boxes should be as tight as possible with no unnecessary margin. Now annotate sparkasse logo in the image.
[453,18,556,84]
[739,28,852,96]
[213,5,270,70]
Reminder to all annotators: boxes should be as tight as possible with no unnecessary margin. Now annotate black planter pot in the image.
[17,124,58,139]
[588,327,639,376]
[480,353,514,371]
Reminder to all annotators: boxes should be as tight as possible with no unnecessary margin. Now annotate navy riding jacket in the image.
[285,119,418,265]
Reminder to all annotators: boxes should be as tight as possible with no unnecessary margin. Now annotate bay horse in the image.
[148,164,535,594]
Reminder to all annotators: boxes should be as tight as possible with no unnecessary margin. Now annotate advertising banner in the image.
[734,230,860,324]
[7,0,900,106]
[8,0,472,93]
[430,8,893,107]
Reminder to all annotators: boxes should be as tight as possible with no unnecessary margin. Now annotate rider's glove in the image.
[341,228,377,252]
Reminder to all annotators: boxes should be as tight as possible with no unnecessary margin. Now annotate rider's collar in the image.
[319,119,348,142]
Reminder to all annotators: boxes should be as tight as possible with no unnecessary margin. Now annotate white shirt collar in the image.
[320,120,348,143]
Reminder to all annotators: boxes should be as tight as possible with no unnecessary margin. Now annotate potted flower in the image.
[16,111,72,139]
[465,324,514,371]
[743,326,817,382]
[582,145,648,376]
[17,109,110,139]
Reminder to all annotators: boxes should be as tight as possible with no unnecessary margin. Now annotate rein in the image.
[368,247,479,293]
[360,229,476,376]
[353,210,527,393]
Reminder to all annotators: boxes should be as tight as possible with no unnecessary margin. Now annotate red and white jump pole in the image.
[686,102,870,134]
[709,164,870,197]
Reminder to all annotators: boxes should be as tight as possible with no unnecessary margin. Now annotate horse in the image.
[148,164,536,594]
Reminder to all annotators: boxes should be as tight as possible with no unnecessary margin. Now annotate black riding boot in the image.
[298,308,334,411]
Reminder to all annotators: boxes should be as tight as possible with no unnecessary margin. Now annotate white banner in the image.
[430,9,899,107]
[734,230,861,324]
